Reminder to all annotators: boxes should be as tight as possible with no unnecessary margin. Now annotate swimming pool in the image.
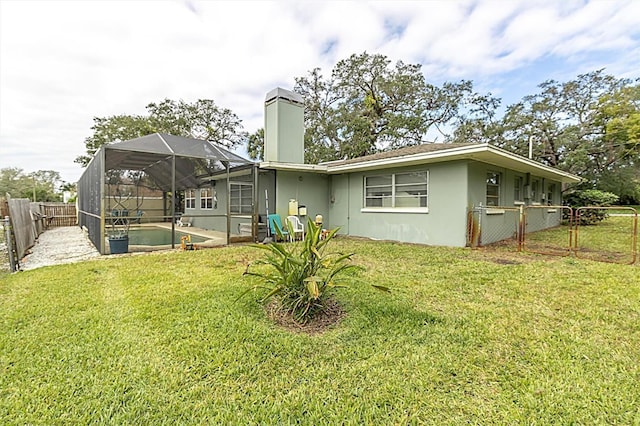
[128,227,208,246]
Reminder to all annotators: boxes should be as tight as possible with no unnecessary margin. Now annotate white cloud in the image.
[1,0,639,182]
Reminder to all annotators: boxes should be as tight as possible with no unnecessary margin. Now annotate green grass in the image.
[1,239,640,424]
[608,205,640,215]
[525,216,638,262]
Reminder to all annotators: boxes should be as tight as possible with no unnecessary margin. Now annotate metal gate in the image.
[468,205,638,265]
[574,207,637,264]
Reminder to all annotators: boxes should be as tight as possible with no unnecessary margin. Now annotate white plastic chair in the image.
[286,215,304,241]
[177,216,192,227]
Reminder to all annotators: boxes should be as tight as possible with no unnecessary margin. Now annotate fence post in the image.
[4,216,17,272]
[518,204,524,252]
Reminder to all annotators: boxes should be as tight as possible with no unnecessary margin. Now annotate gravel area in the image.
[0,227,9,273]
[18,227,101,271]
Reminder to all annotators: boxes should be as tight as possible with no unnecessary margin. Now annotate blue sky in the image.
[1,0,639,183]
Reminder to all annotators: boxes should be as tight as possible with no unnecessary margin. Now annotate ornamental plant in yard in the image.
[242,219,371,324]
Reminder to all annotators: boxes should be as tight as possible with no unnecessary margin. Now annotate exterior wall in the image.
[329,161,469,247]
[467,161,565,244]
[182,182,225,230]
[273,171,330,228]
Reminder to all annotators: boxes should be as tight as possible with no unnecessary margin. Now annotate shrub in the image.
[242,219,366,324]
[564,189,620,225]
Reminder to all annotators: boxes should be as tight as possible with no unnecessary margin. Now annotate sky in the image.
[1,0,639,184]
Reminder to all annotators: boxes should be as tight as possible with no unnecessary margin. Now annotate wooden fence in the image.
[6,197,38,261]
[40,202,77,227]
[1,199,77,267]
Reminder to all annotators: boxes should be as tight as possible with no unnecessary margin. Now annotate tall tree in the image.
[495,70,630,177]
[294,52,478,162]
[0,168,63,201]
[76,99,246,167]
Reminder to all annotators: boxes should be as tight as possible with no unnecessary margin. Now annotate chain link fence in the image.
[468,204,639,265]
[467,205,521,249]
[574,207,637,264]
[523,205,573,257]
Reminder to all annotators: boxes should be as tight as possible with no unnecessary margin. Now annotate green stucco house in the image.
[184,87,580,247]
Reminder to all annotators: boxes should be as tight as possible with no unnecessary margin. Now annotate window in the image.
[514,176,523,203]
[185,189,196,209]
[547,183,555,205]
[531,180,540,203]
[230,182,253,214]
[200,188,213,209]
[364,171,428,211]
[486,172,501,206]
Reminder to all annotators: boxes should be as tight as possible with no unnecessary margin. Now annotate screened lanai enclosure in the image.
[77,133,256,254]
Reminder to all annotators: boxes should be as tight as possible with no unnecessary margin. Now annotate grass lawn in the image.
[608,205,640,215]
[1,236,639,423]
[525,216,638,263]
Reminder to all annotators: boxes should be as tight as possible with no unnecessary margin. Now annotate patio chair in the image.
[177,216,192,227]
[286,215,304,241]
[267,214,289,241]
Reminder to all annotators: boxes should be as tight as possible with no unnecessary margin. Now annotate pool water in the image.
[128,227,208,246]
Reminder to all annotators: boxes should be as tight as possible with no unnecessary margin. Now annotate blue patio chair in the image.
[267,214,289,241]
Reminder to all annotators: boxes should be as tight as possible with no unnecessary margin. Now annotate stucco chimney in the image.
[264,88,304,164]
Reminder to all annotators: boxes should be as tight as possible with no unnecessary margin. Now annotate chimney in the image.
[264,87,304,164]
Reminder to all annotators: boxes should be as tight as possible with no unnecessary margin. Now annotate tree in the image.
[494,70,632,178]
[593,83,640,202]
[76,99,246,167]
[448,92,503,145]
[294,52,479,162]
[75,115,155,167]
[0,168,63,201]
[246,128,264,161]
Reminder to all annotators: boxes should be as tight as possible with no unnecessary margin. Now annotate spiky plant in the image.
[242,219,363,324]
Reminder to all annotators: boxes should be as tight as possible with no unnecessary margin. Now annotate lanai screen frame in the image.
[77,133,254,254]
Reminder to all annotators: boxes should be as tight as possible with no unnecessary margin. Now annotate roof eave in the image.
[325,143,581,184]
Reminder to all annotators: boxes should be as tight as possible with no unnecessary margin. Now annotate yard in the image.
[1,232,639,423]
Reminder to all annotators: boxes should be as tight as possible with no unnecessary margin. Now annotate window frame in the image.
[230,182,253,215]
[185,189,196,210]
[531,179,540,205]
[513,176,524,205]
[362,170,429,213]
[200,187,213,210]
[486,171,501,207]
[546,183,556,206]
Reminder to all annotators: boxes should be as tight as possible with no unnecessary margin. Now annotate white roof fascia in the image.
[325,143,580,183]
[481,145,580,183]
[259,161,328,173]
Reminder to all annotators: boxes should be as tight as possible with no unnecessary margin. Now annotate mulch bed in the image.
[265,297,346,335]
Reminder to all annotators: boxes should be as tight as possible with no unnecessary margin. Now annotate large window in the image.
[486,172,501,206]
[200,188,213,209]
[364,171,428,210]
[185,189,196,209]
[230,182,253,214]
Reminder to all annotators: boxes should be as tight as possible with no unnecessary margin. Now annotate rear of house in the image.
[182,87,580,247]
